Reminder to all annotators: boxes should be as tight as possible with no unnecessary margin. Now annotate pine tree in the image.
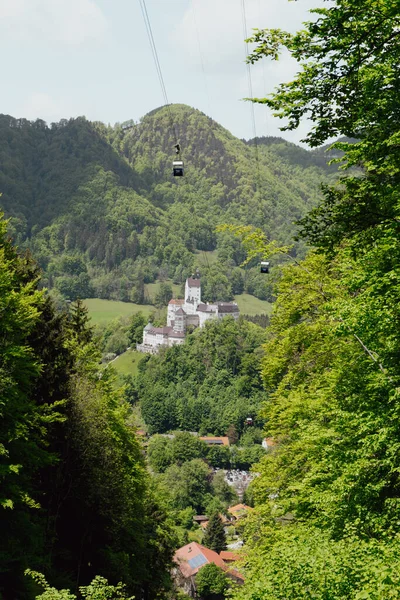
[203,512,227,554]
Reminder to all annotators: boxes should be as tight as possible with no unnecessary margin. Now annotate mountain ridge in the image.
[0,104,335,302]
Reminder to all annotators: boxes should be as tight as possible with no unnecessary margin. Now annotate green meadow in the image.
[83,299,154,326]
[234,293,273,316]
[109,349,144,380]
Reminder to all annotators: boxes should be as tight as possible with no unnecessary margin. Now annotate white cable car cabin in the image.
[260,261,270,274]
[173,160,184,177]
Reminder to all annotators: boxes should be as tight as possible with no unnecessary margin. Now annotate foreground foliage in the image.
[26,572,135,600]
[233,0,400,597]
[195,563,228,600]
[0,215,175,599]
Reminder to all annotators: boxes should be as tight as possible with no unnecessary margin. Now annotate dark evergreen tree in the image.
[203,512,227,554]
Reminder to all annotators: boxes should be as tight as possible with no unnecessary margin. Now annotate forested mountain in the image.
[0,106,333,302]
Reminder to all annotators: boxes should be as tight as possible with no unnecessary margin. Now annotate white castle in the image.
[137,277,240,354]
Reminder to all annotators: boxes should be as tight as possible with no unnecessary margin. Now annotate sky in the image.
[0,0,324,144]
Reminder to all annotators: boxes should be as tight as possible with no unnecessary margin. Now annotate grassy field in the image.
[111,349,143,378]
[102,349,144,387]
[83,299,154,326]
[144,280,182,302]
[234,294,273,316]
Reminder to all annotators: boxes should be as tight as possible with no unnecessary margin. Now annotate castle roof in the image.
[146,326,172,335]
[145,326,185,339]
[217,303,239,314]
[175,307,186,316]
[168,298,185,305]
[197,303,216,313]
[187,277,201,287]
[169,330,185,338]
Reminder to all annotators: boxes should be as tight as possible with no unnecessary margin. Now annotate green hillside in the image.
[0,106,334,304]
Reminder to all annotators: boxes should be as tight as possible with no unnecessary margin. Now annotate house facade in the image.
[173,541,243,598]
[137,276,240,354]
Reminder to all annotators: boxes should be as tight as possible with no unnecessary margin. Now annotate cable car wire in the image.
[192,1,212,118]
[241,0,261,190]
[139,0,179,147]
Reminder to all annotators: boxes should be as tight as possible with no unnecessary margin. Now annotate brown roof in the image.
[197,303,216,313]
[227,568,245,583]
[175,307,186,315]
[263,437,277,447]
[220,551,240,562]
[174,542,226,578]
[199,436,230,446]
[187,277,201,287]
[146,326,184,338]
[228,504,254,518]
[169,330,185,338]
[147,326,172,335]
[169,299,185,305]
[217,303,239,314]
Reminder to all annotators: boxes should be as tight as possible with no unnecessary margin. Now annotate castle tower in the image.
[173,307,186,333]
[184,277,201,315]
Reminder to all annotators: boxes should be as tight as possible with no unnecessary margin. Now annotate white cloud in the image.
[171,0,323,143]
[0,0,108,46]
[172,0,321,70]
[19,92,71,123]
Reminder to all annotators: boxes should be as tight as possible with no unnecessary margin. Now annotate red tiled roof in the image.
[174,542,226,578]
[168,299,185,305]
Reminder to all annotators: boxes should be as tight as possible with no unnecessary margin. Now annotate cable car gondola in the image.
[173,160,184,176]
[173,143,184,176]
[260,261,270,274]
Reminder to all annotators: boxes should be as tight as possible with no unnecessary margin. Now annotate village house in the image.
[199,436,230,447]
[137,276,240,353]
[173,541,243,598]
[227,503,254,521]
[262,437,278,450]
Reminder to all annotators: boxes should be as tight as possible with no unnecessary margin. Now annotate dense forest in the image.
[0,218,177,599]
[0,105,334,304]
